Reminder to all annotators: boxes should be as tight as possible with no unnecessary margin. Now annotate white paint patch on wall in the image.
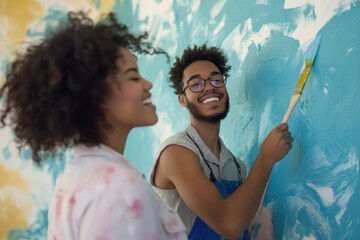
[346,47,355,55]
[305,145,359,227]
[0,17,10,62]
[333,146,359,175]
[256,0,269,5]
[133,0,178,55]
[184,0,201,24]
[35,0,95,13]
[0,186,32,208]
[323,83,328,95]
[152,111,175,152]
[187,12,192,24]
[258,98,273,143]
[210,0,227,19]
[334,147,359,224]
[222,18,284,62]
[335,186,354,225]
[284,0,359,45]
[302,234,316,240]
[0,127,57,208]
[213,15,226,36]
[190,0,201,13]
[150,70,175,152]
[285,190,332,239]
[306,182,335,207]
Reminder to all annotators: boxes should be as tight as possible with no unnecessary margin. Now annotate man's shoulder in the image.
[156,130,193,153]
[154,129,200,161]
[161,130,188,145]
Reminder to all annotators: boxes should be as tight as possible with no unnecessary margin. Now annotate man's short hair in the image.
[169,44,231,94]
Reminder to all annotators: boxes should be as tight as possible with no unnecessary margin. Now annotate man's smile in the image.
[198,92,223,105]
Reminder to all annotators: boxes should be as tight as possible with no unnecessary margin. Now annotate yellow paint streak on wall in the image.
[0,0,45,52]
[86,0,117,15]
[0,163,33,239]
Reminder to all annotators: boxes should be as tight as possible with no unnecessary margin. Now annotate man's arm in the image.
[154,123,293,239]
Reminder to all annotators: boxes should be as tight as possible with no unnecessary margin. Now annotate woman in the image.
[0,11,187,239]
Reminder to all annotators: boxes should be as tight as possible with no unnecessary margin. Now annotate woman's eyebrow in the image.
[124,67,138,74]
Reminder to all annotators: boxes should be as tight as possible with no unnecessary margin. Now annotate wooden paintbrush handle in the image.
[258,94,301,212]
[258,179,270,212]
[282,94,301,123]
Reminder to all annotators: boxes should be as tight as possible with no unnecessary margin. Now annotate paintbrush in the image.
[282,35,322,123]
[258,35,322,212]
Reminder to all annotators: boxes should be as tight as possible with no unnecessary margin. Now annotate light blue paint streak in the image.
[2,146,11,160]
[92,0,102,10]
[7,209,48,240]
[26,7,68,39]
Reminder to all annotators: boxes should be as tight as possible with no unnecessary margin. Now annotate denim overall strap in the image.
[185,131,216,182]
[185,132,249,239]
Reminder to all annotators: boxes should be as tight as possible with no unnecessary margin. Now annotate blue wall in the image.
[1,0,359,239]
[120,1,360,238]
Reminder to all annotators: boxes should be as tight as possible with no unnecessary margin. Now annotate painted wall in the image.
[1,0,359,239]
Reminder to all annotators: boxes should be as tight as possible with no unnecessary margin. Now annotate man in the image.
[150,44,293,239]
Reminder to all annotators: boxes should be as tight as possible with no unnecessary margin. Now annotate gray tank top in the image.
[150,125,247,235]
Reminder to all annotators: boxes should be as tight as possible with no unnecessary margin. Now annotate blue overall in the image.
[185,132,249,240]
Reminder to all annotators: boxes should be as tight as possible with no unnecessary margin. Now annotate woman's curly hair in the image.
[0,11,167,164]
[169,44,231,94]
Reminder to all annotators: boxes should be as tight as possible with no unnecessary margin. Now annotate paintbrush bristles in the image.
[293,64,313,95]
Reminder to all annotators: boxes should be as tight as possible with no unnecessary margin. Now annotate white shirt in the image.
[48,144,187,240]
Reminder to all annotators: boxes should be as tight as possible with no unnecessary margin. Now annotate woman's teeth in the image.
[142,98,152,105]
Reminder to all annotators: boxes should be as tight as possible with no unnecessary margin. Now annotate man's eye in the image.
[212,76,224,81]
[191,82,202,87]
[130,78,140,81]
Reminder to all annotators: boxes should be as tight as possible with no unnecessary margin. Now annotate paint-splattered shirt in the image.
[47,144,187,240]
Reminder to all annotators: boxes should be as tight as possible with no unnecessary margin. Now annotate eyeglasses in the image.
[182,74,227,93]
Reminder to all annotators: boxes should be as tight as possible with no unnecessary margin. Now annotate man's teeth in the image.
[142,98,152,104]
[202,97,220,104]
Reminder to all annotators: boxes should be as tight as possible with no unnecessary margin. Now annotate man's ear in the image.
[178,94,187,107]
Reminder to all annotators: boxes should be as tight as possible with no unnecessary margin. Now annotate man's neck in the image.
[190,118,221,160]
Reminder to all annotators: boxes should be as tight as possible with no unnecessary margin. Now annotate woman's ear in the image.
[98,99,109,109]
[178,94,187,108]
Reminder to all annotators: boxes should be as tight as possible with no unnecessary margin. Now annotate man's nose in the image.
[203,79,215,92]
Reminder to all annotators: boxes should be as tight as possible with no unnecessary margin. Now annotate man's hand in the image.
[259,123,294,167]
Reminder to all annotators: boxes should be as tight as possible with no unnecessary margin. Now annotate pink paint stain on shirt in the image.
[147,233,159,240]
[170,216,179,227]
[56,194,63,219]
[129,199,143,219]
[70,195,76,206]
[166,215,179,231]
[122,168,138,184]
[95,166,115,184]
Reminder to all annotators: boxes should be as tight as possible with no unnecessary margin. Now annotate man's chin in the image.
[193,112,228,123]
[187,95,230,123]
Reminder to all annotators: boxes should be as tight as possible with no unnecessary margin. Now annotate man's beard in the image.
[186,95,229,123]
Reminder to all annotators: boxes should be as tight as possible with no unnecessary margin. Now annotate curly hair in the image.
[0,11,167,164]
[169,44,231,94]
